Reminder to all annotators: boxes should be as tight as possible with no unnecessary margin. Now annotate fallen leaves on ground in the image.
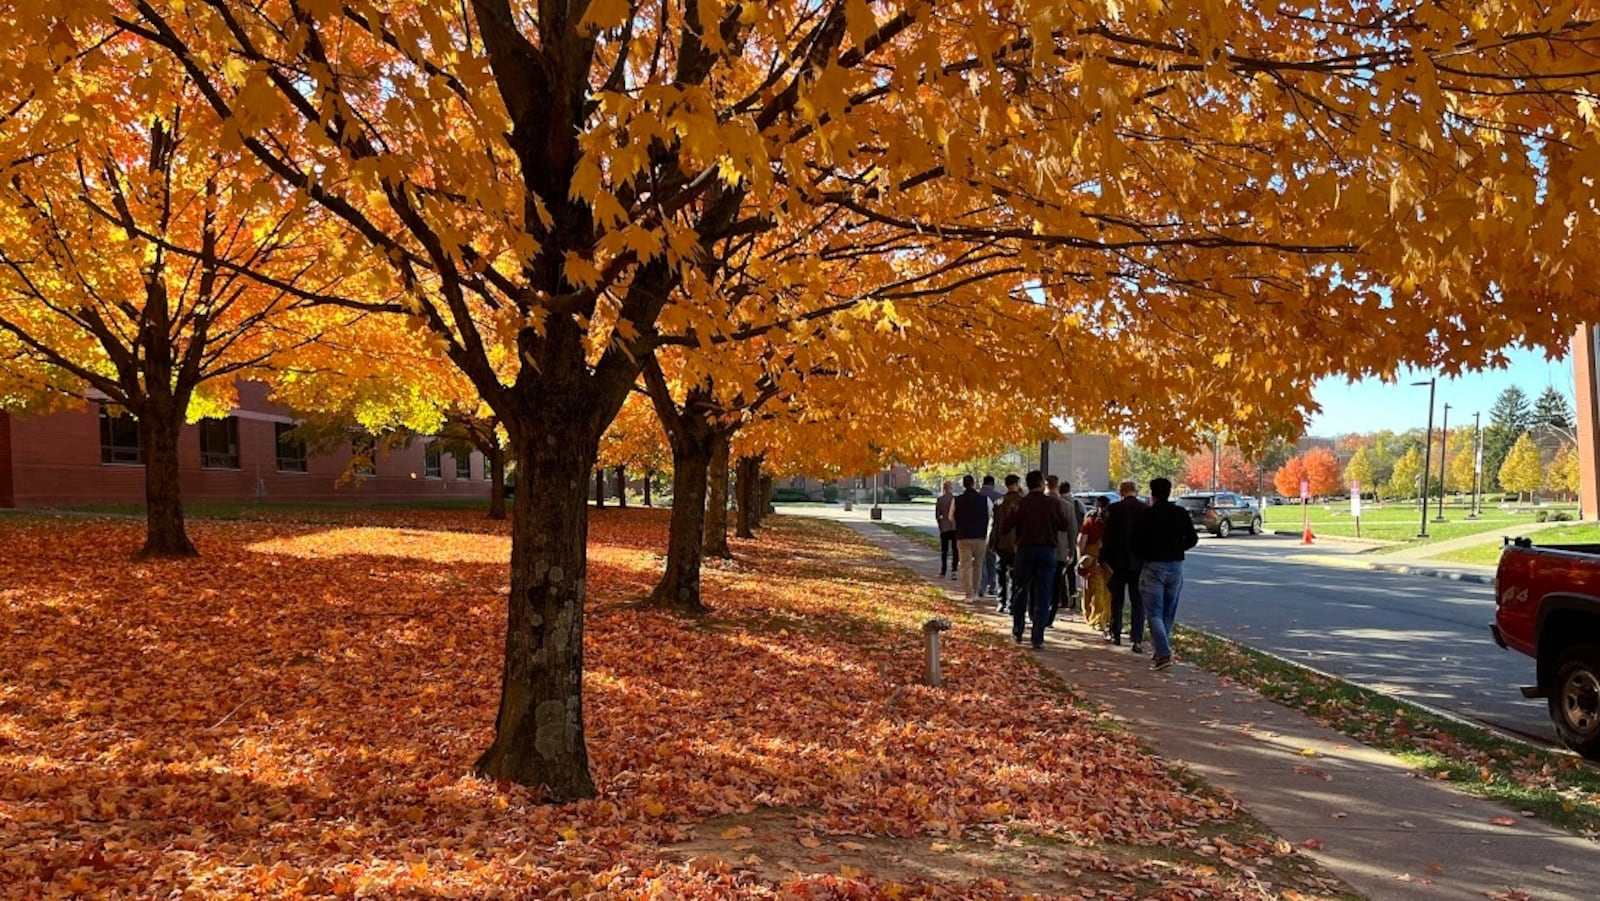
[0,509,1346,898]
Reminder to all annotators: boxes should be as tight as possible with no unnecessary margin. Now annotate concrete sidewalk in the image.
[842,520,1600,901]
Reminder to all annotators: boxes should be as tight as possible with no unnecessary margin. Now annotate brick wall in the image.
[3,388,492,508]
[0,412,12,507]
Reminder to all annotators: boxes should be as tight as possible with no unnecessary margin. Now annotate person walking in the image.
[1002,470,1069,648]
[1044,475,1080,626]
[978,475,1005,598]
[988,474,1024,613]
[935,481,958,579]
[1131,477,1198,671]
[1101,480,1148,652]
[954,475,990,600]
[1077,495,1113,633]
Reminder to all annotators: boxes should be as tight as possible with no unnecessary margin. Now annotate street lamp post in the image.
[1434,403,1450,522]
[1412,378,1437,538]
[1469,410,1483,519]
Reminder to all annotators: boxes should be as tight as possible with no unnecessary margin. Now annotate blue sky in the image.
[1306,346,1577,437]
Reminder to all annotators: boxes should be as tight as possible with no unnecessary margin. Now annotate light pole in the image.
[1412,378,1436,538]
[1434,403,1450,522]
[1470,410,1483,519]
[1211,431,1221,490]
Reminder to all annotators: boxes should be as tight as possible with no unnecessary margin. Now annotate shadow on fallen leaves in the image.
[0,509,1351,898]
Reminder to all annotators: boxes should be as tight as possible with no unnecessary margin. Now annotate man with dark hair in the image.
[953,475,990,600]
[1101,480,1148,652]
[988,474,1024,613]
[935,481,958,579]
[1131,477,1198,671]
[978,475,1005,597]
[1002,470,1069,648]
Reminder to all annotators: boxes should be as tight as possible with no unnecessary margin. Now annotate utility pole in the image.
[1434,403,1450,522]
[1412,378,1436,538]
[1469,410,1483,519]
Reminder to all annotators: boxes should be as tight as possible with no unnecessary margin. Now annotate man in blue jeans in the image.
[1131,477,1198,670]
[1001,470,1070,649]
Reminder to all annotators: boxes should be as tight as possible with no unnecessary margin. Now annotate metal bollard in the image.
[922,617,953,686]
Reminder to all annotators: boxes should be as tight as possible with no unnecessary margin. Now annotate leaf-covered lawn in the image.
[1,510,1347,898]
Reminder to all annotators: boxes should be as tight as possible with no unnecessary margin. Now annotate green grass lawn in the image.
[1429,522,1600,566]
[1261,501,1572,545]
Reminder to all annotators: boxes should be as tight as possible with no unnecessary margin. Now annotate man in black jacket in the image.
[1002,470,1070,648]
[1100,481,1147,651]
[953,475,991,601]
[1131,477,1199,670]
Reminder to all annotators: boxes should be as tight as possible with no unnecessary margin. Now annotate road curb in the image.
[1366,561,1495,584]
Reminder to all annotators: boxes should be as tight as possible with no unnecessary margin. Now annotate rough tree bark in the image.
[486,445,507,521]
[474,419,599,797]
[735,455,759,538]
[136,392,198,559]
[703,432,733,559]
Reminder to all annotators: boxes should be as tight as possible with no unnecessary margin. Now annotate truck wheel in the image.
[1216,519,1232,539]
[1549,645,1600,760]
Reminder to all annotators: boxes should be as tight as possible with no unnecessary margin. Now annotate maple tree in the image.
[0,85,348,557]
[20,0,1600,797]
[1182,445,1255,494]
[1547,444,1582,500]
[1272,456,1306,500]
[1343,447,1378,498]
[1388,446,1425,500]
[1499,433,1545,502]
[1301,448,1342,498]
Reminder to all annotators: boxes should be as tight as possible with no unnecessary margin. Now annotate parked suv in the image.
[1177,492,1262,537]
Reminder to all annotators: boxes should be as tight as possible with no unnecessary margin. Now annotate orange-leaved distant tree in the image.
[1302,448,1343,497]
[1273,457,1308,500]
[1183,446,1255,494]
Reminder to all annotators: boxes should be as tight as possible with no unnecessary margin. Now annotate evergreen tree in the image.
[1531,385,1575,433]
[1498,432,1544,502]
[1482,386,1533,492]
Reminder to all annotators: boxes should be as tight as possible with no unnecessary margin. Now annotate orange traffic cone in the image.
[1302,525,1314,545]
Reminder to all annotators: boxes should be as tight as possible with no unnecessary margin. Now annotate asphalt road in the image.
[1179,532,1552,742]
[787,502,1553,743]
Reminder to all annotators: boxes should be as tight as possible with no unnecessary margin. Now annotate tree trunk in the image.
[759,474,774,519]
[704,432,732,559]
[137,397,197,559]
[486,445,507,521]
[615,465,627,508]
[643,469,653,507]
[651,436,712,612]
[594,469,605,507]
[735,455,758,538]
[474,425,599,799]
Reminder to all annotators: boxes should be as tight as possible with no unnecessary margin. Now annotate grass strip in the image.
[878,522,940,550]
[1179,627,1600,839]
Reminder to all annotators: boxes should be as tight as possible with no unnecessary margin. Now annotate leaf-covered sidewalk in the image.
[0,510,1347,898]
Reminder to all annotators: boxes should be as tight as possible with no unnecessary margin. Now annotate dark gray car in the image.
[1177,492,1262,537]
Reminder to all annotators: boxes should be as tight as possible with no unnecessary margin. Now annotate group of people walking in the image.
[936,473,1197,670]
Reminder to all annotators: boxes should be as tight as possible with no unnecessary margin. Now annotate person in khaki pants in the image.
[953,475,991,601]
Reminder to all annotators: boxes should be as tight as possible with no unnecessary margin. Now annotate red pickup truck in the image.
[1492,538,1600,759]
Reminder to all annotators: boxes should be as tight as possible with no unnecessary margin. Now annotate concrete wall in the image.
[3,383,491,508]
[1042,434,1112,492]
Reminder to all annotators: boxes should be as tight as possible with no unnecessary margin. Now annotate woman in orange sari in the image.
[1077,496,1113,635]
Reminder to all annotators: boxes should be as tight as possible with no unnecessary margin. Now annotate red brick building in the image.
[0,382,492,508]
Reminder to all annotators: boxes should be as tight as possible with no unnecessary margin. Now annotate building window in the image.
[198,417,240,469]
[99,404,142,465]
[275,423,308,473]
[423,442,442,478]
[352,434,376,476]
[455,453,472,480]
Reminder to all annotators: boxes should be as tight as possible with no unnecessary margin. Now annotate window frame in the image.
[351,433,377,476]
[198,416,241,470]
[423,441,442,479]
[98,404,143,466]
[454,452,472,480]
[275,422,308,473]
